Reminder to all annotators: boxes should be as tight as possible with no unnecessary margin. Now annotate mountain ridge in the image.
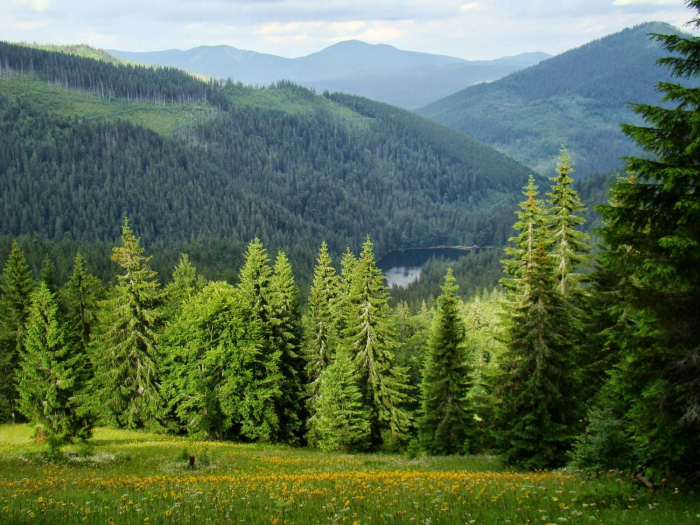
[417,21,689,177]
[109,42,550,108]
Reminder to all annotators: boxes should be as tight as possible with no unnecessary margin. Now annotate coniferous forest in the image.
[1,2,700,523]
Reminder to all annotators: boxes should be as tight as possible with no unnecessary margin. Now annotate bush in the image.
[569,406,634,473]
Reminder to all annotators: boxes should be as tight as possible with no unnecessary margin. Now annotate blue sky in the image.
[3,0,697,59]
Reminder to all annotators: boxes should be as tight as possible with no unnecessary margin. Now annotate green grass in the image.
[0,75,215,136]
[0,425,698,524]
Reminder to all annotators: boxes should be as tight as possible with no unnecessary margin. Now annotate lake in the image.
[378,247,475,288]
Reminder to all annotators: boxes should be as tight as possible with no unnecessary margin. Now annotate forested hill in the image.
[0,41,534,284]
[418,22,690,178]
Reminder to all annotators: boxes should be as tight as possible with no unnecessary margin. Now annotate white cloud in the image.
[12,0,50,12]
[328,20,367,33]
[460,2,480,13]
[357,24,404,41]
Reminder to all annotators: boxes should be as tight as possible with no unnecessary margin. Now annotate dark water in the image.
[378,247,473,288]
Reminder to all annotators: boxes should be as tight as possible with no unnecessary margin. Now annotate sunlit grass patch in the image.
[0,425,698,524]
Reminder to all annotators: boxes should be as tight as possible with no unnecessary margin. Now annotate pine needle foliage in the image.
[18,283,93,442]
[498,240,580,469]
[313,349,371,452]
[235,238,284,441]
[593,3,700,481]
[548,147,590,296]
[270,251,305,443]
[419,269,475,455]
[89,219,162,428]
[0,241,33,422]
[344,237,411,446]
[303,242,341,415]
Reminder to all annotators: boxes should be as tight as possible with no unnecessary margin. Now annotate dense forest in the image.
[0,40,536,292]
[419,22,694,177]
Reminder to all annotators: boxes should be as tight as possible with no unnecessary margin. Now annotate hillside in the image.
[418,22,689,177]
[110,41,550,109]
[0,41,535,284]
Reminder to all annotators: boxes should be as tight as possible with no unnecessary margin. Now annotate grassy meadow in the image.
[0,425,698,524]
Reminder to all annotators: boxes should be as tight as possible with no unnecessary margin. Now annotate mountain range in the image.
[109,41,550,109]
[418,22,687,177]
[0,41,534,285]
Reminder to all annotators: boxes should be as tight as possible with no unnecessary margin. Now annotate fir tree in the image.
[236,238,283,441]
[89,219,162,428]
[419,269,475,455]
[60,253,105,356]
[303,243,341,414]
[0,241,33,422]
[502,175,550,286]
[344,237,411,446]
[314,349,371,452]
[593,6,700,480]
[17,283,93,442]
[269,251,305,443]
[497,240,579,469]
[548,147,589,296]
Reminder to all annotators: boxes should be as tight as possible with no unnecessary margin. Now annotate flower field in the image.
[0,426,697,524]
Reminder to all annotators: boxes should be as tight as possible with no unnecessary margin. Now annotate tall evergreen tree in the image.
[60,253,105,356]
[17,283,93,442]
[303,243,341,414]
[344,237,411,446]
[314,348,371,452]
[497,240,579,469]
[593,5,700,480]
[502,175,550,287]
[0,241,33,422]
[270,251,305,442]
[548,147,589,296]
[89,219,162,428]
[419,269,475,455]
[236,238,283,441]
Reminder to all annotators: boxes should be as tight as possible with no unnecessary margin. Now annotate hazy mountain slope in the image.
[110,41,549,108]
[418,22,688,177]
[0,41,535,272]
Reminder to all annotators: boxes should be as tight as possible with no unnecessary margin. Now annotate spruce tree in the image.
[593,6,700,480]
[502,175,550,286]
[497,240,579,469]
[344,237,411,446]
[18,283,93,442]
[269,251,305,443]
[314,349,371,452]
[419,269,475,455]
[89,219,162,428]
[303,243,341,413]
[548,147,589,296]
[0,241,33,422]
[236,238,283,441]
[60,253,105,356]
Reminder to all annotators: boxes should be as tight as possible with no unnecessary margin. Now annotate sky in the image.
[2,0,698,60]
